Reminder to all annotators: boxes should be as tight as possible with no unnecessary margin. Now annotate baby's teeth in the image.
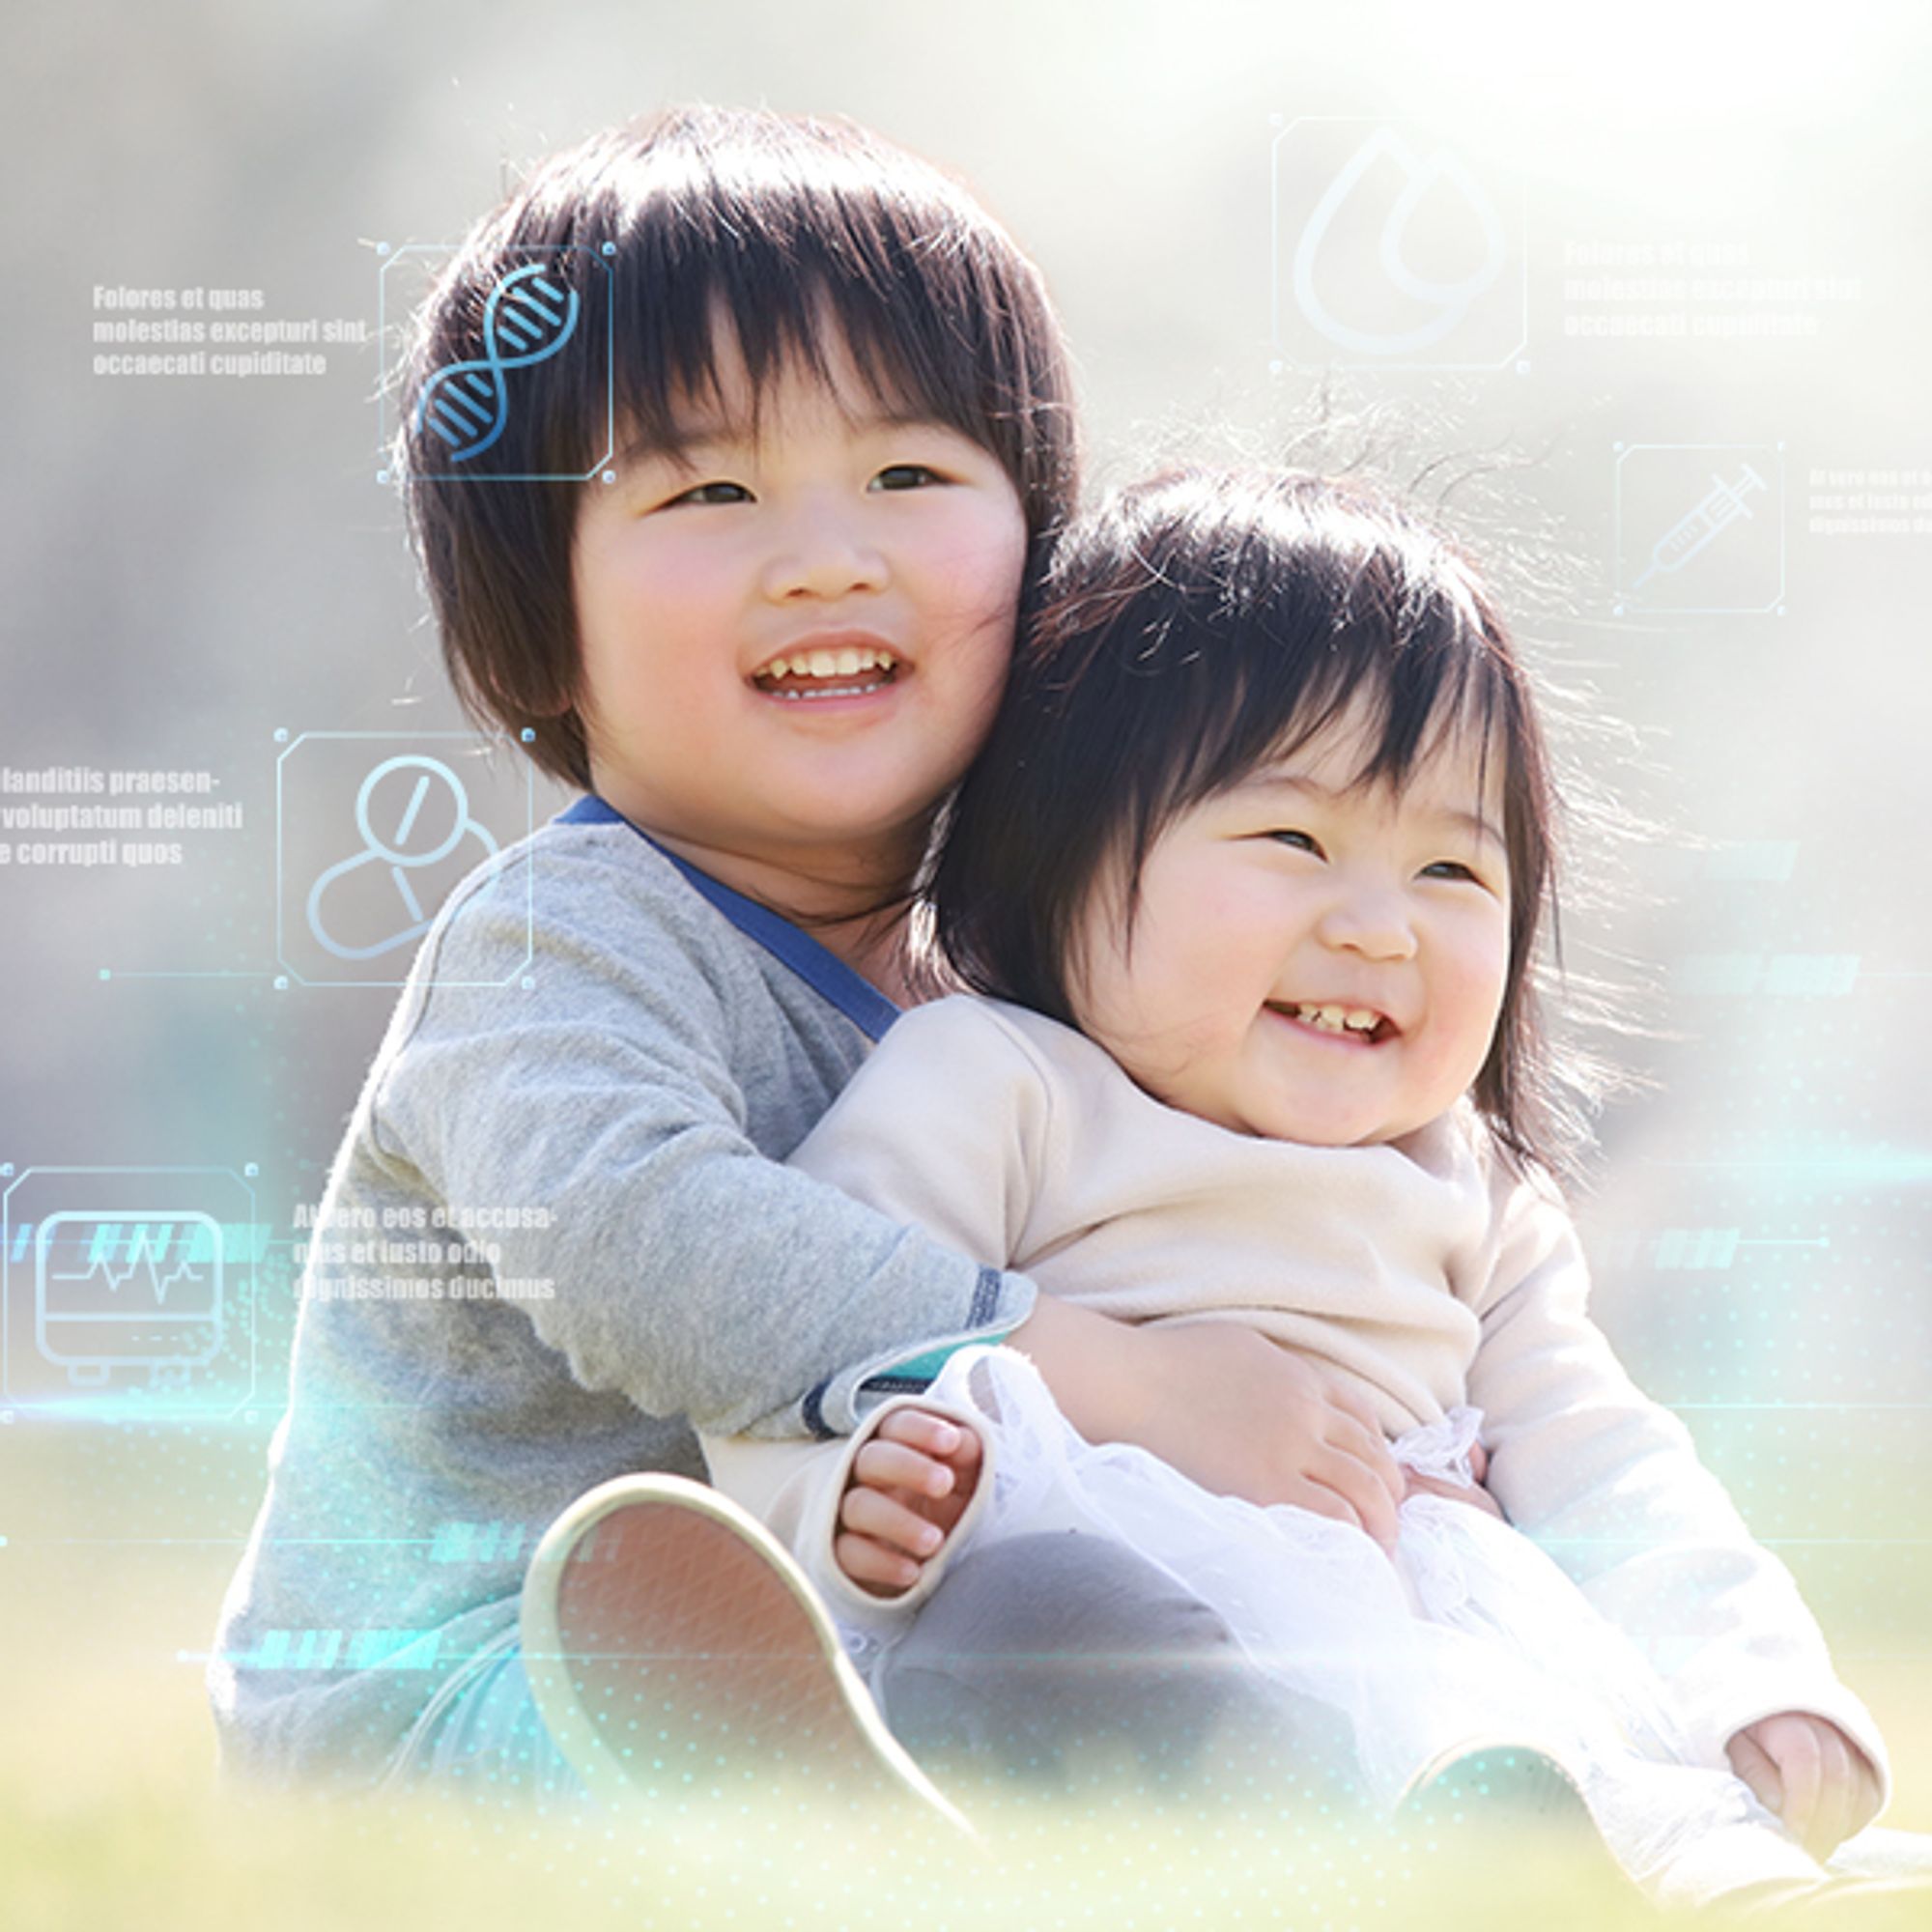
[1288,1003,1380,1035]
[763,647,898,681]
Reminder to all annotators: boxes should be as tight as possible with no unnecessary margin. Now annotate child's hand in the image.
[1122,1325,1408,1553]
[1402,1438,1506,1519]
[1726,1712,1882,1859]
[835,1407,984,1599]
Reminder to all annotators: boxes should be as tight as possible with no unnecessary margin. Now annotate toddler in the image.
[703,468,1892,1902]
[213,109,1373,1818]
[213,103,1065,1796]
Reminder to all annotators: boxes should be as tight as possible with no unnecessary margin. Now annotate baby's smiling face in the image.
[1068,704,1513,1149]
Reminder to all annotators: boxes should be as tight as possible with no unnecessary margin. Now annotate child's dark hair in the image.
[932,467,1565,1170]
[399,105,1079,789]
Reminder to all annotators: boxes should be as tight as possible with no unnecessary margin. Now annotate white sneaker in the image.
[520,1471,972,1833]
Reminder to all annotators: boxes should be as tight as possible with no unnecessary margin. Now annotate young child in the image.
[702,468,1895,1901]
[213,108,1384,1816]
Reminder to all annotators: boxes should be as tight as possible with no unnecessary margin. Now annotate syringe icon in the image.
[1633,463,1767,589]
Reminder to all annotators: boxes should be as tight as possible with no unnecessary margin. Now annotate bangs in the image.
[1033,471,1528,909]
[582,116,1065,509]
[1152,584,1516,838]
[434,115,1056,494]
[610,202,1009,468]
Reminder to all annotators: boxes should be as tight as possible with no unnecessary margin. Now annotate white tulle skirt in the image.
[861,1346,1832,1903]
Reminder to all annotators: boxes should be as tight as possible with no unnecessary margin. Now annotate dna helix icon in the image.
[415,262,581,465]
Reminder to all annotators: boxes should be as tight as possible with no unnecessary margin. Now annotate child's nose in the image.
[761,499,889,601]
[1315,885,1417,961]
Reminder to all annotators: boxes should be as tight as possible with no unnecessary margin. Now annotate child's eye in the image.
[668,480,752,507]
[870,464,943,491]
[1420,861,1481,883]
[1266,829,1322,856]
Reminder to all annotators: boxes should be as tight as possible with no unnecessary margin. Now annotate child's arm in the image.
[370,836,1035,1441]
[785,998,1411,1547]
[709,994,1427,1612]
[1463,1157,1889,1837]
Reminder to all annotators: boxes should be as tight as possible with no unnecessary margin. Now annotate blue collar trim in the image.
[557,795,900,1041]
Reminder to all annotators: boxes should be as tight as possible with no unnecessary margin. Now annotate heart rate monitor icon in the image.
[35,1213,224,1385]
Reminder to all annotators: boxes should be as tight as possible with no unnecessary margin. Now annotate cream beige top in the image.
[702,995,1887,1792]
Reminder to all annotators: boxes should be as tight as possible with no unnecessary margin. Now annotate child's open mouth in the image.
[752,645,901,701]
[1264,1001,1397,1045]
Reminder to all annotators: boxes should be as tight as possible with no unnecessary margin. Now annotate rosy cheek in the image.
[1453,950,1511,1065]
[1173,867,1263,940]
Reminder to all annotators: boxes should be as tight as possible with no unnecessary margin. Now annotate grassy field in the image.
[3,1428,1928,1932]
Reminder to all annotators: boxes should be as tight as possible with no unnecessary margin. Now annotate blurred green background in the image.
[4,1,1930,1922]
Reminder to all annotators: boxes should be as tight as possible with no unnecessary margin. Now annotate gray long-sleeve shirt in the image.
[209,807,1031,1782]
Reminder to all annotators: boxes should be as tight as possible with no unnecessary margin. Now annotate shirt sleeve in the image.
[697,999,1050,1622]
[699,1388,999,1639]
[1464,1159,1889,1799]
[784,997,1056,1277]
[366,840,1033,1441]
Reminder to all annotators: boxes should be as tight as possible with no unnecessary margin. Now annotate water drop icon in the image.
[1291,128,1508,359]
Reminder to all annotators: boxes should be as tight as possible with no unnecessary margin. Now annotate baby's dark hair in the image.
[932,467,1565,1170]
[398,104,1079,789]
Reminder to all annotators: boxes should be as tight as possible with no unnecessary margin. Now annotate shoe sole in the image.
[520,1471,973,1833]
[1396,1741,1650,1902]
[1397,1741,1594,1822]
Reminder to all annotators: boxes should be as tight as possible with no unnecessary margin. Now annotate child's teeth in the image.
[763,647,896,682]
[1290,1004,1381,1036]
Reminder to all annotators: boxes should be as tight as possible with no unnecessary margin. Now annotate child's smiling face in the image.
[1069,705,1513,1149]
[570,321,1028,900]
